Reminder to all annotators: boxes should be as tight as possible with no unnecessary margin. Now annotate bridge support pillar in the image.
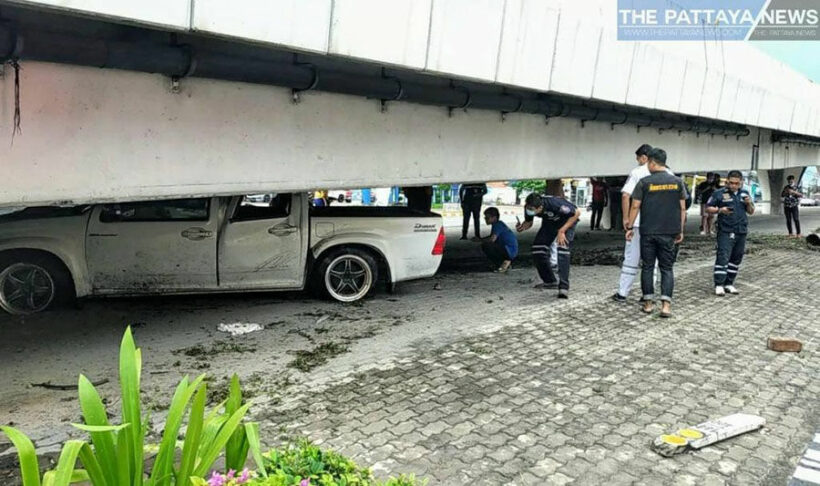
[757,167,805,215]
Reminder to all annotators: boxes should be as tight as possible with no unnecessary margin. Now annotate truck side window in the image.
[232,194,292,221]
[100,199,210,223]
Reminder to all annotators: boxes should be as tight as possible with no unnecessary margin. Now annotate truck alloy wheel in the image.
[324,253,375,302]
[0,262,56,315]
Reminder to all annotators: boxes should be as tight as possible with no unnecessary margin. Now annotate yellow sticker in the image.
[677,428,704,440]
[660,434,689,446]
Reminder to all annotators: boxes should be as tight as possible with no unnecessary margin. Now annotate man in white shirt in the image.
[613,144,666,302]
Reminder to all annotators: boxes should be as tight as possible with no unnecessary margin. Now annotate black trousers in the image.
[590,201,605,229]
[481,240,511,267]
[461,199,482,238]
[609,190,622,229]
[532,223,575,290]
[640,234,676,302]
[785,206,801,235]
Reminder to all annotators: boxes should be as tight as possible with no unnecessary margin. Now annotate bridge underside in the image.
[0,5,818,207]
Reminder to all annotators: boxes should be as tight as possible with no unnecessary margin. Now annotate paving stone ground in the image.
[258,248,820,485]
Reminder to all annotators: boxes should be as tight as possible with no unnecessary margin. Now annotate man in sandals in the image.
[479,207,518,273]
[624,148,687,317]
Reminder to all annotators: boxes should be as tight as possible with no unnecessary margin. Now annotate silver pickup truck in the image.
[0,193,445,315]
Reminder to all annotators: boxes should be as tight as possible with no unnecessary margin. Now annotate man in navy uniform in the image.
[706,170,755,296]
[516,193,581,298]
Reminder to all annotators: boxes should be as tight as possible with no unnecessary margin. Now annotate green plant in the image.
[1,327,264,486]
[208,440,426,486]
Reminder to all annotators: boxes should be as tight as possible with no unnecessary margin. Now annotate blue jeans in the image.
[640,234,676,302]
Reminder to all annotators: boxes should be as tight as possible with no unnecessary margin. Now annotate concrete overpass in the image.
[0,0,818,208]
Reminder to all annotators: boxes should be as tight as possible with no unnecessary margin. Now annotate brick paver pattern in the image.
[261,249,820,485]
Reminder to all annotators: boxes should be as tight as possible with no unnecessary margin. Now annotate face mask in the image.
[525,209,536,217]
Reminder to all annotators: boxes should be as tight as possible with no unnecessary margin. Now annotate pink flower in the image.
[238,469,251,484]
[208,471,226,486]
[300,479,310,486]
[227,470,236,479]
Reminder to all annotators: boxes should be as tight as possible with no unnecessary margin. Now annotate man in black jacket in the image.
[459,183,488,240]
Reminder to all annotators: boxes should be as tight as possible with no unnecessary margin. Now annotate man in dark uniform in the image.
[625,148,687,318]
[515,192,581,298]
[459,182,488,240]
[404,186,433,213]
[706,170,755,296]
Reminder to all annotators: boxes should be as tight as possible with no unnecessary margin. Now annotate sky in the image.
[752,41,820,82]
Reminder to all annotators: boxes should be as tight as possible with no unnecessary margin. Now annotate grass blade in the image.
[77,442,107,486]
[177,383,206,483]
[192,403,251,477]
[50,440,85,486]
[116,416,133,484]
[68,469,90,483]
[119,327,143,485]
[0,426,42,486]
[197,414,228,459]
[77,375,119,485]
[150,375,205,486]
[70,424,130,433]
[225,375,244,471]
[244,423,267,478]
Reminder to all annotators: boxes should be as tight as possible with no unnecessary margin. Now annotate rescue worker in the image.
[706,170,755,296]
[516,192,581,298]
[459,182,488,240]
[625,148,687,318]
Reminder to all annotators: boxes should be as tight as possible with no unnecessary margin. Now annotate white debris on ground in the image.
[217,322,264,337]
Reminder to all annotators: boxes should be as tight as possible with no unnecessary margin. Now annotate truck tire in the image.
[314,247,379,302]
[0,251,75,315]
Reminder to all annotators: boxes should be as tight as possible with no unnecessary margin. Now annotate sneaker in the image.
[699,231,707,235]
[495,261,512,273]
[534,281,558,289]
[558,289,569,299]
[459,236,467,240]
[715,286,726,296]
[611,293,627,303]
[724,285,739,295]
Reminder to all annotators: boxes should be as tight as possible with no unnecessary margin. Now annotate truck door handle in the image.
[181,227,214,240]
[268,224,297,236]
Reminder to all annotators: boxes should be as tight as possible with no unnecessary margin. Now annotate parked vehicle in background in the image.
[0,193,445,315]
[328,190,354,204]
[799,197,819,207]
[245,194,271,204]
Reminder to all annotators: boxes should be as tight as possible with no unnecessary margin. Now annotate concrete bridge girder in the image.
[0,62,817,208]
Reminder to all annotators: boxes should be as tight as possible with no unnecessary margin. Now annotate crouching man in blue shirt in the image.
[706,170,755,296]
[480,207,518,273]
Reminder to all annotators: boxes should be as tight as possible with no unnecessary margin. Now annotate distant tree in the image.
[510,179,546,196]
